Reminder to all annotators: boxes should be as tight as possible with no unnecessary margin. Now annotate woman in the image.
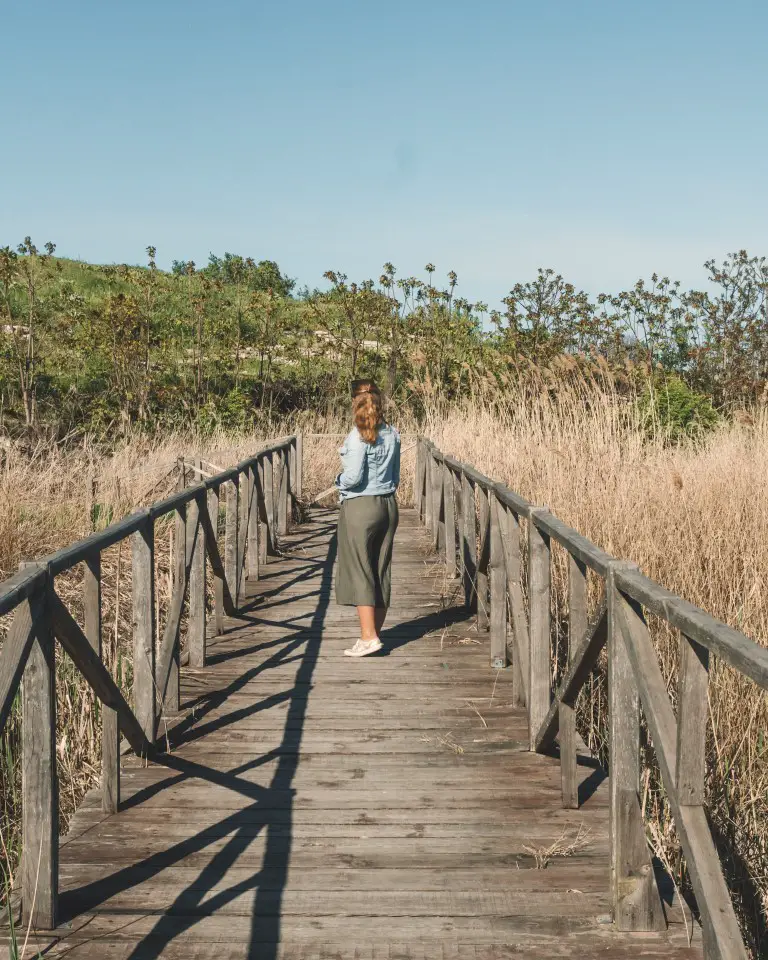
[335,379,401,657]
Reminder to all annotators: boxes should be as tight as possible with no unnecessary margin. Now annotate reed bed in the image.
[0,395,765,953]
[427,391,768,954]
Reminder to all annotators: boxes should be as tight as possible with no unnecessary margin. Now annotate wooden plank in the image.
[294,433,303,500]
[676,633,709,806]
[614,590,744,955]
[263,452,276,555]
[50,592,151,758]
[461,471,477,611]
[614,563,768,691]
[188,482,206,669]
[225,476,239,610]
[443,461,457,579]
[488,494,506,670]
[131,517,155,743]
[561,554,586,809]
[200,486,236,622]
[84,553,119,814]
[476,484,490,632]
[498,503,528,707]
[278,449,289,537]
[0,589,46,732]
[528,509,551,751]
[607,569,664,932]
[21,577,57,929]
[246,463,260,583]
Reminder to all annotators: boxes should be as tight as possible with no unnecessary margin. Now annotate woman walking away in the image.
[335,379,401,657]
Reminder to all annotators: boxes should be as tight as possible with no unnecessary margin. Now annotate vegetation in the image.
[1,241,767,440]
[1,237,768,952]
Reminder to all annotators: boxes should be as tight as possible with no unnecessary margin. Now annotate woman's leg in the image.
[356,605,378,641]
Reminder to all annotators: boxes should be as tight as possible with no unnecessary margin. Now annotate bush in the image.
[639,376,719,442]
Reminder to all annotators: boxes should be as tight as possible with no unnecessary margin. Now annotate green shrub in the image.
[639,376,719,442]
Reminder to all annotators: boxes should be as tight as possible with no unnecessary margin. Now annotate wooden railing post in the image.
[295,433,304,502]
[528,509,551,751]
[21,575,58,929]
[443,462,457,578]
[500,505,528,708]
[208,486,225,636]
[413,441,423,516]
[278,448,289,537]
[561,554,586,809]
[258,458,269,565]
[85,553,119,813]
[188,477,207,668]
[476,484,490,631]
[676,633,709,806]
[166,465,186,714]
[607,565,664,931]
[237,469,248,602]
[424,450,434,534]
[224,476,239,611]
[132,517,156,743]
[489,493,507,670]
[431,456,443,552]
[264,453,276,556]
[461,472,477,611]
[246,462,260,583]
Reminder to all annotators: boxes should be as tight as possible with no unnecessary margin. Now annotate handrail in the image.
[0,432,303,929]
[415,436,757,959]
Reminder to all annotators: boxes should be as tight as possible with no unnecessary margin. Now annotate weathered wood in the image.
[188,478,207,669]
[443,461,457,578]
[561,554,586,809]
[263,451,276,555]
[424,451,434,537]
[224,477,239,611]
[165,474,186,714]
[278,449,289,537]
[0,589,46,732]
[131,517,156,743]
[431,453,442,552]
[476,483,490,632]
[206,486,225,635]
[461,471,477,611]
[534,600,607,752]
[677,633,709,806]
[615,563,768,692]
[84,553,119,814]
[607,568,664,932]
[50,592,151,758]
[38,508,702,960]
[246,463,260,583]
[489,494,507,669]
[498,503,528,707]
[0,563,47,619]
[257,457,269,564]
[294,433,303,500]
[21,575,57,929]
[528,510,551,751]
[614,590,744,955]
[237,468,249,601]
[413,441,424,518]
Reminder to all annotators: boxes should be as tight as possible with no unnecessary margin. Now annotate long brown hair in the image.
[352,381,384,445]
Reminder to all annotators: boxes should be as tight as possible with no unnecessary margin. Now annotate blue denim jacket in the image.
[335,424,401,501]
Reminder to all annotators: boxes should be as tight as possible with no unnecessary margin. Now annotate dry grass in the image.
[1,390,766,953]
[523,823,592,869]
[427,389,768,954]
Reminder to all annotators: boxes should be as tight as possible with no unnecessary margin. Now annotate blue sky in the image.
[3,0,767,307]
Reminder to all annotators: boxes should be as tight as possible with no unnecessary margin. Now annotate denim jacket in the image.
[335,424,401,501]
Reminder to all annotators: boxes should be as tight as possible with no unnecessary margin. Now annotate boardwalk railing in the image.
[414,437,768,960]
[0,434,303,929]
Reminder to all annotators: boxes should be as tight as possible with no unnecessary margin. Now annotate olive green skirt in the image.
[335,494,399,607]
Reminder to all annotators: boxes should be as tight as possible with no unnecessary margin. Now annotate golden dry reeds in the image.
[427,387,768,954]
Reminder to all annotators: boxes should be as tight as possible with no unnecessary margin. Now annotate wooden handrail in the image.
[0,433,303,929]
[416,436,757,959]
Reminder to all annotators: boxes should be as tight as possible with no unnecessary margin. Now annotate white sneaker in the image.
[344,638,383,657]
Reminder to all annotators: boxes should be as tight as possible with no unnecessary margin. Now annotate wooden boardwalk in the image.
[24,508,702,959]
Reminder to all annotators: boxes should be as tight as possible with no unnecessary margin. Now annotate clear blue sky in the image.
[3,0,767,307]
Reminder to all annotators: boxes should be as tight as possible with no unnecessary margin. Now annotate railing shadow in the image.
[58,515,338,959]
